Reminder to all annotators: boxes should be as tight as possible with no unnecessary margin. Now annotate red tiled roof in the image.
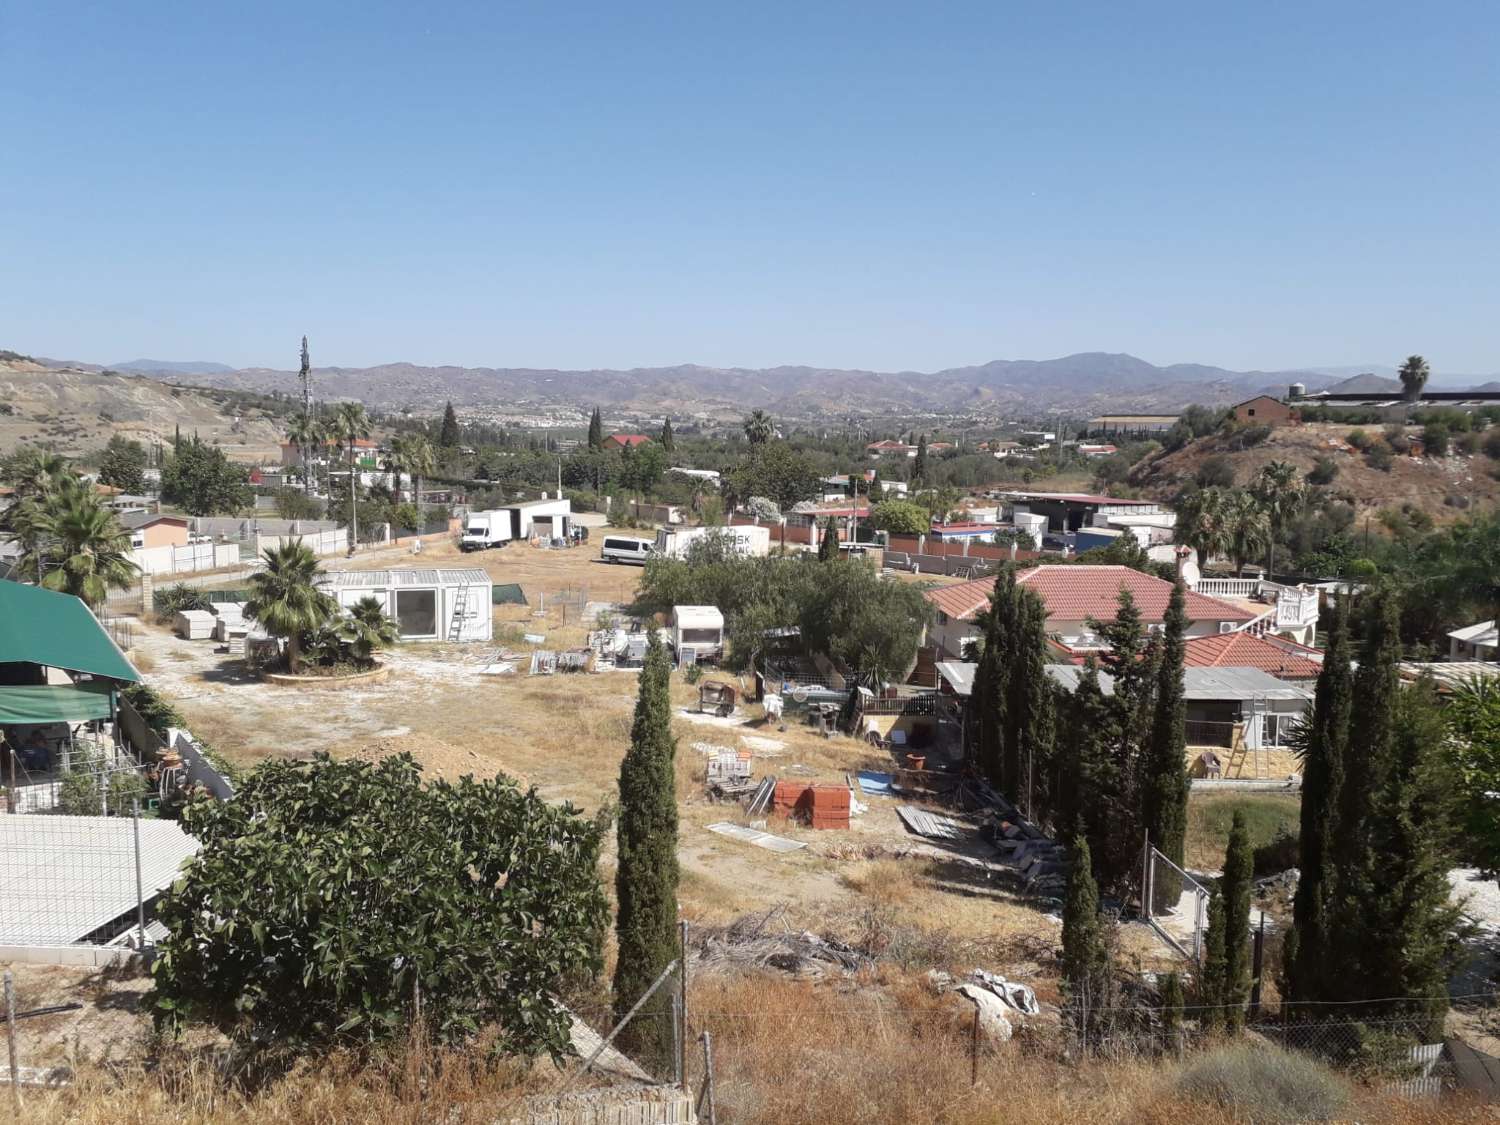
[1182,632,1323,678]
[605,433,651,446]
[924,565,1258,625]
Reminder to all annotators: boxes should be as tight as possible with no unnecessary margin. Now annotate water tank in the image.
[1288,382,1306,400]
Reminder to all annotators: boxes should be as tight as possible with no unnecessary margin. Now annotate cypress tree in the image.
[439,402,460,448]
[1286,596,1353,1006]
[1364,678,1463,1039]
[659,416,674,453]
[1160,971,1185,1042]
[1058,659,1117,872]
[1006,585,1055,821]
[1094,590,1157,887]
[818,518,838,561]
[969,586,1010,788]
[1326,590,1403,1003]
[612,633,680,1068]
[1142,581,1189,912]
[913,434,928,482]
[1199,888,1228,1031]
[588,406,604,452]
[1220,809,1254,1033]
[1062,836,1110,1031]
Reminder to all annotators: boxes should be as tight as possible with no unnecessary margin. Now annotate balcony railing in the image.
[1196,578,1260,598]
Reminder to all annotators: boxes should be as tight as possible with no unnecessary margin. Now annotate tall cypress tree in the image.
[1325,591,1403,1002]
[818,518,838,561]
[1199,888,1228,1031]
[1220,809,1254,1033]
[970,572,1015,790]
[1286,597,1353,1006]
[659,416,674,453]
[439,402,460,448]
[1058,659,1117,874]
[588,406,604,452]
[1061,836,1111,1032]
[1093,590,1157,888]
[913,434,928,482]
[1143,581,1189,911]
[1006,585,1055,821]
[612,633,680,1068]
[1364,678,1463,1039]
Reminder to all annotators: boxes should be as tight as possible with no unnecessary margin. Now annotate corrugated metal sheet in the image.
[1046,664,1312,702]
[706,822,806,853]
[896,806,964,840]
[0,815,200,945]
[323,568,491,589]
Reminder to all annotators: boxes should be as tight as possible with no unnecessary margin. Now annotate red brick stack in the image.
[770,781,851,829]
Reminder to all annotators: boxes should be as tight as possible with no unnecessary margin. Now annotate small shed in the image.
[174,609,217,641]
[672,605,725,664]
[321,568,493,643]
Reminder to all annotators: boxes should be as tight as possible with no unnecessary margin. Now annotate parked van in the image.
[600,536,655,565]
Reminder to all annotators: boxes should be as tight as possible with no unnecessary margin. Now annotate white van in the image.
[600,536,655,565]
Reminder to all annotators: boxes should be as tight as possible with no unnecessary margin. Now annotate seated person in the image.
[18,729,51,772]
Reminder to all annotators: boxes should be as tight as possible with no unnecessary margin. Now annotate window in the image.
[394,589,437,636]
[1247,408,1256,417]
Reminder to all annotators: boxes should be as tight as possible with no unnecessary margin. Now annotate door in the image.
[394,589,438,637]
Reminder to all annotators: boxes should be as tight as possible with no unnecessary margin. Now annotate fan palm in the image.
[33,478,139,607]
[743,409,775,445]
[382,436,409,503]
[0,451,72,582]
[331,402,371,554]
[1250,461,1304,580]
[1224,492,1271,578]
[1174,486,1233,569]
[403,434,435,523]
[1399,354,1430,403]
[342,595,399,665]
[285,413,325,496]
[243,539,338,673]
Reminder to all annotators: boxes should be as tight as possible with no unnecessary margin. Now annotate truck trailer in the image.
[653,524,771,559]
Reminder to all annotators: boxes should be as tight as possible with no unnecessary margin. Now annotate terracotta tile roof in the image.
[605,433,651,447]
[923,565,1258,625]
[1182,632,1323,679]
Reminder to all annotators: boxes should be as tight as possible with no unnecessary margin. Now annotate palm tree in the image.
[1399,355,1430,403]
[1175,486,1234,569]
[1250,461,1304,580]
[743,410,775,445]
[286,413,325,497]
[331,402,371,555]
[33,478,139,607]
[1,451,72,580]
[403,434,435,525]
[1224,492,1271,578]
[382,436,409,503]
[243,539,338,674]
[342,595,399,665]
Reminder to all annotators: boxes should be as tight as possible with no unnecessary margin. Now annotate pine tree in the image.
[612,633,680,1068]
[439,402,460,448]
[1061,836,1111,1034]
[913,434,928,482]
[659,417,674,454]
[588,407,604,452]
[1142,581,1189,911]
[1286,597,1353,1006]
[818,518,838,561]
[1199,888,1228,1031]
[1220,809,1254,1033]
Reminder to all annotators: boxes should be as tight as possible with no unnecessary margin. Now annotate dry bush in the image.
[1174,1042,1348,1122]
[838,859,919,907]
[130,650,157,673]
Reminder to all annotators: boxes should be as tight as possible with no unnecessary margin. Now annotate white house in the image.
[321,568,492,642]
[1449,620,1498,662]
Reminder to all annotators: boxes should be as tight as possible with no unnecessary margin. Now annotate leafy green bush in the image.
[122,681,187,736]
[1366,446,1394,472]
[151,753,608,1059]
[57,745,146,816]
[1345,429,1371,451]
[1175,1044,1348,1122]
[1422,422,1450,457]
[1485,429,1500,459]
[1306,456,1339,486]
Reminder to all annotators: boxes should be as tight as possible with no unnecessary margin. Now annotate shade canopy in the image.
[0,581,139,683]
[0,682,114,724]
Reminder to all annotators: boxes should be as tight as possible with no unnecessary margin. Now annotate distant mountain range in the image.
[26,350,1500,418]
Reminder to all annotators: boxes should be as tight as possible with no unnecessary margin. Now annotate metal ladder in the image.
[448,585,469,642]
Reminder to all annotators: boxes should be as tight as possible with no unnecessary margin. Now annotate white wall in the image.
[130,541,240,575]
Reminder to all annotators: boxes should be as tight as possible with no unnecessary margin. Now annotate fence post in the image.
[5,970,19,1114]
[970,1006,980,1086]
[678,920,689,1089]
[699,1031,717,1125]
[133,800,146,949]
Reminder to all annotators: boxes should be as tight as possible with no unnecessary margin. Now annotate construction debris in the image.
[929,969,1043,1042]
[690,909,870,978]
[896,805,964,841]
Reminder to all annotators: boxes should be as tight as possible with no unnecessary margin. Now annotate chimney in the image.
[1175,545,1191,579]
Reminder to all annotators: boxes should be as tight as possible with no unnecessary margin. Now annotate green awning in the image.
[0,581,139,683]
[0,682,113,724]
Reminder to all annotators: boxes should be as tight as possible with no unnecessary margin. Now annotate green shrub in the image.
[122,681,186,737]
[1306,457,1338,486]
[1176,1044,1348,1122]
[1485,430,1500,459]
[1345,429,1370,451]
[1422,422,1450,457]
[1366,446,1394,472]
[154,583,210,624]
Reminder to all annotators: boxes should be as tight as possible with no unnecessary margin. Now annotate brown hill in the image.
[1130,421,1500,521]
[0,359,288,462]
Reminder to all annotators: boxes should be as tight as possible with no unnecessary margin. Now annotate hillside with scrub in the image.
[1129,418,1500,524]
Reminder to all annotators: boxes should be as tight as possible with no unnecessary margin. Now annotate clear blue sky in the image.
[4,1,1497,376]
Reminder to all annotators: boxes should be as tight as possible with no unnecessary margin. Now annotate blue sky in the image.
[4,1,1497,375]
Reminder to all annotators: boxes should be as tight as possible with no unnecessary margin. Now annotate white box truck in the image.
[461,510,512,551]
[653,524,772,559]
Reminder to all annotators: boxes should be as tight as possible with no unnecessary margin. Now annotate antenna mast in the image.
[299,336,313,497]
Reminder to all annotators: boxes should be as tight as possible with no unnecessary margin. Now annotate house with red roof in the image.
[602,433,651,451]
[924,564,1258,660]
[1182,631,1323,681]
[865,440,916,458]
